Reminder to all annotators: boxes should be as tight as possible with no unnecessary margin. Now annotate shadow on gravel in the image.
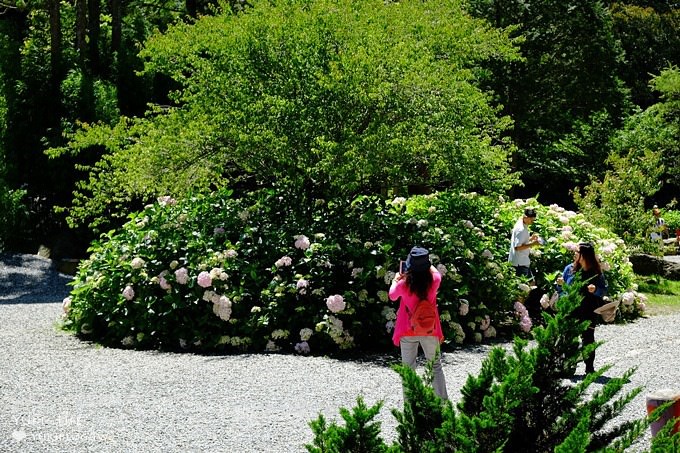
[199,344,492,369]
[0,253,73,304]
[570,374,629,385]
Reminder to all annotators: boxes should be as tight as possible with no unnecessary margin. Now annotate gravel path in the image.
[1,253,679,452]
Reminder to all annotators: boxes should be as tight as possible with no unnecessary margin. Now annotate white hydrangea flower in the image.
[265,340,280,352]
[300,328,313,341]
[271,329,289,340]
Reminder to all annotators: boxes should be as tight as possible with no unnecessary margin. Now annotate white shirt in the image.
[508,217,531,266]
[651,216,666,241]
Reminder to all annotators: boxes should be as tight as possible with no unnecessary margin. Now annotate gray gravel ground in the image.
[1,253,679,452]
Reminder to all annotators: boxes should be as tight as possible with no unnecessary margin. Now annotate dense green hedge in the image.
[663,209,680,235]
[62,189,641,353]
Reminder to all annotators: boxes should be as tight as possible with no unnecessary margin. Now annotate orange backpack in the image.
[406,299,437,336]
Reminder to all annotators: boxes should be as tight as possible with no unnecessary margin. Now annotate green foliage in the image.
[391,361,458,453]
[649,407,680,452]
[574,68,680,247]
[61,70,120,132]
[62,188,638,353]
[0,179,28,251]
[610,3,680,107]
[637,276,680,296]
[62,189,516,352]
[466,0,630,194]
[498,200,640,324]
[663,210,680,233]
[308,281,652,452]
[51,0,521,232]
[307,397,391,453]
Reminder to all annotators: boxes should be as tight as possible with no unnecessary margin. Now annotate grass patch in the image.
[636,275,680,315]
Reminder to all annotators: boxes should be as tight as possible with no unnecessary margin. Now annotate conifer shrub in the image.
[306,282,678,452]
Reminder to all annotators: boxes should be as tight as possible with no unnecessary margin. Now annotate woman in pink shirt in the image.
[389,246,448,400]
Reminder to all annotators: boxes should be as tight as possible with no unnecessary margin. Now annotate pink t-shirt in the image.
[388,269,444,346]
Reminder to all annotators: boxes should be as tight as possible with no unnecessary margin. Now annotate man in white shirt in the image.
[508,208,542,281]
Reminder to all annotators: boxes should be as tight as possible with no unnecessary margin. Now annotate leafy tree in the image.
[49,0,521,231]
[610,3,680,108]
[466,0,630,200]
[575,67,680,245]
[0,0,214,249]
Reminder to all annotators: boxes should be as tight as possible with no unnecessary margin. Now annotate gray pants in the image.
[400,336,448,400]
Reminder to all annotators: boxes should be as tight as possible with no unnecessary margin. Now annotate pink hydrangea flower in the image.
[519,317,532,332]
[459,301,469,316]
[294,235,311,250]
[296,279,309,294]
[514,302,532,332]
[274,256,293,268]
[563,241,579,252]
[175,267,189,285]
[326,294,346,313]
[621,292,635,305]
[213,299,232,321]
[197,271,212,288]
[122,285,135,301]
[159,276,171,290]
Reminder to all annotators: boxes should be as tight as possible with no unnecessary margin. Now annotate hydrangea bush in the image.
[503,198,645,325]
[62,189,640,353]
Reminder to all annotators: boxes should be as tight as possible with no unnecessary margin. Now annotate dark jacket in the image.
[562,263,607,324]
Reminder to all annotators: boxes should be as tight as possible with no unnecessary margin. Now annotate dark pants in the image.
[514,265,533,279]
[582,326,595,373]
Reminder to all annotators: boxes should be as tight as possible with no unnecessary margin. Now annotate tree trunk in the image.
[110,0,121,56]
[186,0,197,18]
[88,0,101,75]
[48,0,62,120]
[75,0,87,68]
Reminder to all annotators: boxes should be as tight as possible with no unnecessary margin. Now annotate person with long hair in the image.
[389,246,448,400]
[556,242,607,374]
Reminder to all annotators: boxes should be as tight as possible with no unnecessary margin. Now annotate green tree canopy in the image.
[610,3,680,108]
[575,67,680,242]
[50,0,521,231]
[466,0,630,197]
